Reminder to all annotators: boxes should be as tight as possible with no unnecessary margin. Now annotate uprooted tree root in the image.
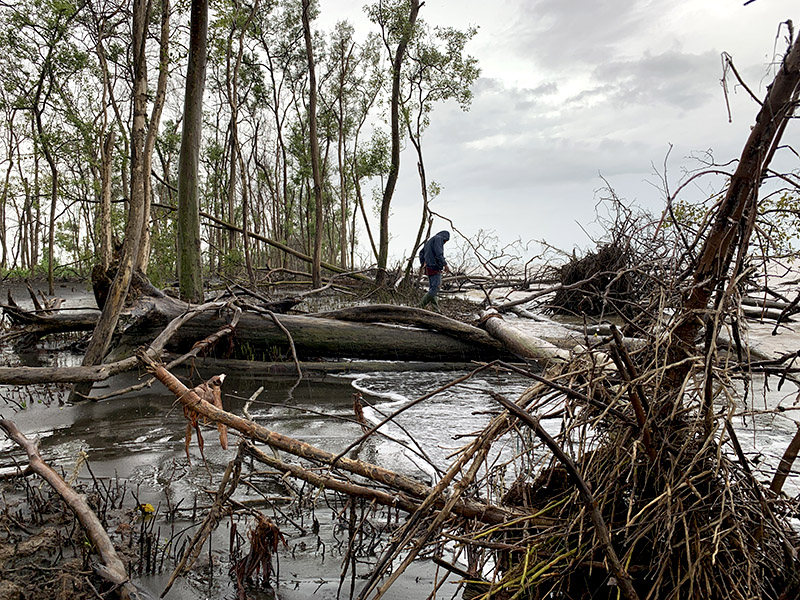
[458,356,800,600]
[550,242,635,317]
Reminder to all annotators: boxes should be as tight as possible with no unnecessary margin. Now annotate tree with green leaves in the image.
[367,0,420,286]
[401,22,480,283]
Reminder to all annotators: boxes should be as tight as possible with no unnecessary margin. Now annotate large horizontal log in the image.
[118,295,503,362]
[310,304,504,350]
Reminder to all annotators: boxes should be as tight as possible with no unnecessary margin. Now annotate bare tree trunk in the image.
[668,35,800,392]
[338,94,348,269]
[403,129,429,285]
[100,129,114,269]
[302,0,324,288]
[42,114,57,297]
[226,0,258,284]
[375,0,420,286]
[137,0,170,275]
[0,113,16,270]
[70,0,150,402]
[177,0,208,303]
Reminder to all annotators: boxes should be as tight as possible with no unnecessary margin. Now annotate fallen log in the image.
[115,295,503,362]
[0,301,233,386]
[310,304,504,350]
[2,303,100,336]
[0,419,146,600]
[138,351,527,525]
[480,310,570,363]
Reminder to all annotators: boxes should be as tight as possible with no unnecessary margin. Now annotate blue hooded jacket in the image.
[419,231,450,272]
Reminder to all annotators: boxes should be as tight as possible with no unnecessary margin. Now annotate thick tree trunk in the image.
[481,310,570,363]
[375,0,420,286]
[670,35,800,371]
[177,0,208,303]
[313,304,503,350]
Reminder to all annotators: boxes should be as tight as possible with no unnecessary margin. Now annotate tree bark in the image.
[302,0,325,288]
[136,0,170,275]
[70,0,150,402]
[670,36,800,378]
[375,0,420,286]
[481,310,570,363]
[100,130,115,270]
[313,304,504,350]
[177,0,208,303]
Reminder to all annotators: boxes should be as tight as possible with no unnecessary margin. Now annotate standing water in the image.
[1,282,799,599]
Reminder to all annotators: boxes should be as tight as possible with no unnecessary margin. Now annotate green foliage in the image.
[356,129,391,178]
[755,193,800,255]
[366,0,417,45]
[402,22,480,135]
[0,266,32,280]
[669,192,800,257]
[146,210,178,288]
[0,0,481,279]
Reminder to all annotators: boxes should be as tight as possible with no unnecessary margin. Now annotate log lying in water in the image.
[480,310,571,363]
[114,295,505,363]
[2,303,101,336]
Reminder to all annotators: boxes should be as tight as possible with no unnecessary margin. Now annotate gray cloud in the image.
[318,0,800,256]
[589,50,720,109]
[507,0,665,68]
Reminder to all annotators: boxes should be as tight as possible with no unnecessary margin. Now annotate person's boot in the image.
[430,295,440,312]
[419,293,432,308]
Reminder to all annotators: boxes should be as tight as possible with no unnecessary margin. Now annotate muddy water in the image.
[2,282,800,599]
[0,340,531,598]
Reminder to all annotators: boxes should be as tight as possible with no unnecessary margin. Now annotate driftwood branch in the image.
[0,419,146,600]
[137,351,525,525]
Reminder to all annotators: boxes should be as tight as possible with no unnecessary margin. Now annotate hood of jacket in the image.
[419,231,450,270]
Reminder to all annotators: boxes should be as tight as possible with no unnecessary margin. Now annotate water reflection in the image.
[2,354,800,598]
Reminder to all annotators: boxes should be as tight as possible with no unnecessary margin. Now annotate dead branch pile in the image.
[443,352,800,600]
[550,241,635,316]
[547,197,676,321]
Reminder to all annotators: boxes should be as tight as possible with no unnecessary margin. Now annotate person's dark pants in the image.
[420,271,442,310]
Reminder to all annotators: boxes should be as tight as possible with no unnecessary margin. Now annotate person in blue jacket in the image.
[418,230,450,310]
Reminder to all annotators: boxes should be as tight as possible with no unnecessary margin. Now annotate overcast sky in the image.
[316,0,799,266]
